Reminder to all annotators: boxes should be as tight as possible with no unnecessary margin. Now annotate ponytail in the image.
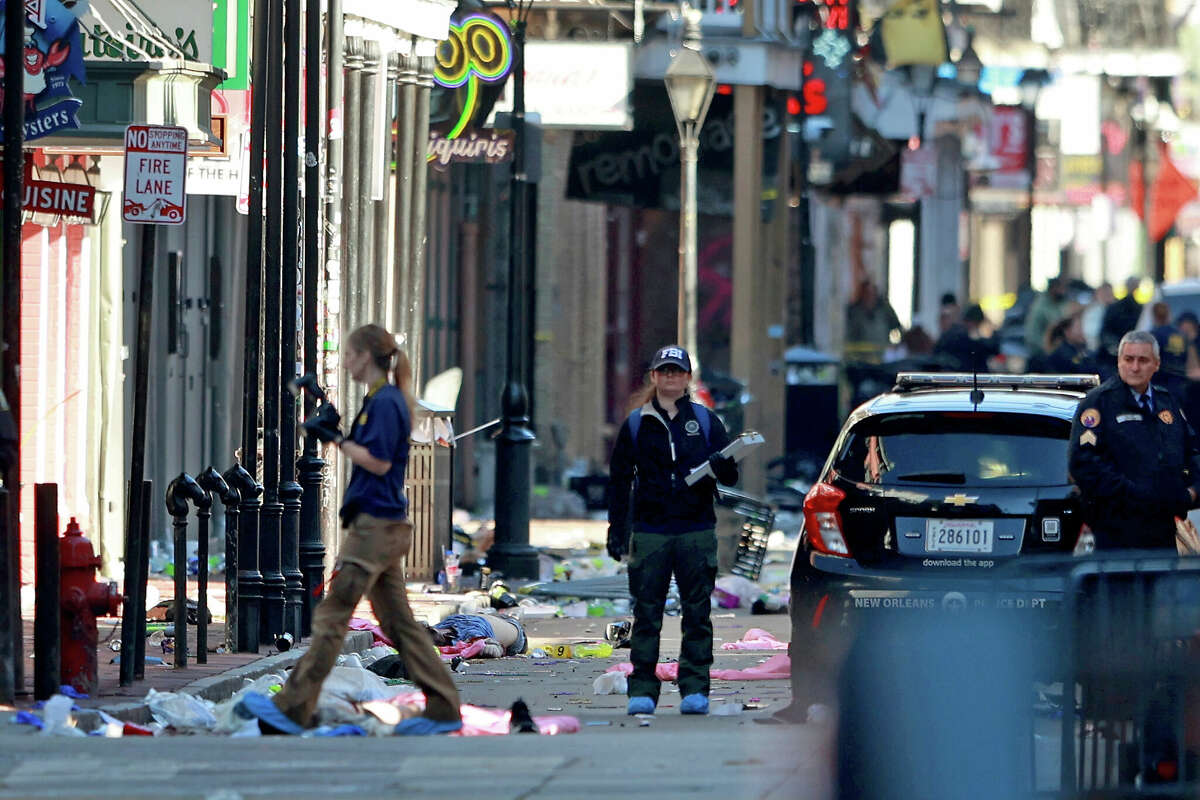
[348,323,417,419]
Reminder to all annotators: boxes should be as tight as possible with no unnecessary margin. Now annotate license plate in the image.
[925,519,994,553]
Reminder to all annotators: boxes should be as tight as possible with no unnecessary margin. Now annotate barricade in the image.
[405,401,454,582]
[1055,555,1200,796]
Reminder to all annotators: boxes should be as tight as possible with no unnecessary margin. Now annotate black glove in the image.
[606,526,629,560]
[708,453,738,485]
[302,403,344,444]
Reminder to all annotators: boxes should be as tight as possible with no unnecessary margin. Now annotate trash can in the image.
[783,346,841,482]
[406,400,454,583]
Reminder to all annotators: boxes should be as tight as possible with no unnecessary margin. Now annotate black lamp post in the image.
[299,0,330,636]
[489,0,540,580]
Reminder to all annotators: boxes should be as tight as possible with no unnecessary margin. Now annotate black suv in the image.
[788,373,1098,701]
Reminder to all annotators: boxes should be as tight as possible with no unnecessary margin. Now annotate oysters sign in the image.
[0,0,88,140]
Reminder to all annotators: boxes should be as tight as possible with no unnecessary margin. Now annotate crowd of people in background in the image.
[844,274,1200,422]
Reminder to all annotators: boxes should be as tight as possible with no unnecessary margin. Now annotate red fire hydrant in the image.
[60,517,121,695]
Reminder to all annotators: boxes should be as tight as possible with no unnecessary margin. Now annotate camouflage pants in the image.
[627,529,718,701]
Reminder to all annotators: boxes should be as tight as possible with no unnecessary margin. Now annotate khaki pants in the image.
[273,514,461,726]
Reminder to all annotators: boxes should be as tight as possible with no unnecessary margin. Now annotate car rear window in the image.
[832,412,1072,487]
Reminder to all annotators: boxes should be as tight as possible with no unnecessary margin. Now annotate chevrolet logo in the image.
[943,493,978,507]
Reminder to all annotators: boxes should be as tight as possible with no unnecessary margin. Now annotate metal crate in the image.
[717,487,774,581]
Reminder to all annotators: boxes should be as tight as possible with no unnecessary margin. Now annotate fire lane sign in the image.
[123,124,188,224]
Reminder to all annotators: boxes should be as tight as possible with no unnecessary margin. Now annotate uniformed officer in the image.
[1069,330,1200,550]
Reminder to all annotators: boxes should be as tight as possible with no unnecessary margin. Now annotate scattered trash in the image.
[637,715,652,727]
[720,628,789,651]
[275,632,295,652]
[57,685,88,699]
[711,702,744,716]
[509,699,538,733]
[607,653,791,682]
[592,672,628,696]
[712,575,763,610]
[146,689,218,731]
[41,694,84,737]
[604,620,632,647]
[585,720,612,726]
[750,589,789,615]
[13,710,44,729]
[147,598,213,625]
[516,599,559,619]
[559,601,589,619]
[490,583,519,609]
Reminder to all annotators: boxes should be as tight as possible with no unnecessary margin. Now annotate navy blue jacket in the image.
[608,394,737,536]
[1069,376,1200,549]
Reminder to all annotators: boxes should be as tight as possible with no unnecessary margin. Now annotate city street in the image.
[0,610,833,799]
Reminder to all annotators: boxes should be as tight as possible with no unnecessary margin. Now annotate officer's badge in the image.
[684,420,701,435]
[358,412,368,426]
[1159,410,1175,424]
[1079,430,1097,446]
[1080,408,1101,428]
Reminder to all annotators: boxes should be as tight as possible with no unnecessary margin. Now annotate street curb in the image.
[75,630,374,731]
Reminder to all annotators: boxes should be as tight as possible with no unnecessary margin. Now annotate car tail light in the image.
[803,482,851,557]
[1154,759,1178,782]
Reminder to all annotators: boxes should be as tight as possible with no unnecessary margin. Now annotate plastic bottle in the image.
[444,550,460,592]
[572,642,613,658]
[586,602,612,617]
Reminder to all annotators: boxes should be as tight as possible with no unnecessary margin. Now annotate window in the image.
[833,412,1071,487]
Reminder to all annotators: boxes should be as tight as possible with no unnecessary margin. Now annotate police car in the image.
[789,373,1098,670]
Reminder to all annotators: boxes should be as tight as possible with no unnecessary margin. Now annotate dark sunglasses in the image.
[655,365,687,375]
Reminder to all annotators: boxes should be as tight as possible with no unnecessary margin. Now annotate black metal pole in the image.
[172,507,187,669]
[32,484,59,701]
[238,0,271,654]
[133,480,151,679]
[224,465,256,652]
[299,0,329,637]
[122,223,157,677]
[279,0,304,640]
[221,492,239,653]
[118,477,141,686]
[259,0,286,644]
[490,17,539,580]
[196,470,234,657]
[195,491,211,664]
[0,0,24,706]
[0,483,10,703]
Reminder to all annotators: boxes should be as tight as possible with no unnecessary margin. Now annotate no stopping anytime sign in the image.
[123,125,188,225]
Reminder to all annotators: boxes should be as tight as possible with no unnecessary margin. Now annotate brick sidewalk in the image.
[13,576,289,710]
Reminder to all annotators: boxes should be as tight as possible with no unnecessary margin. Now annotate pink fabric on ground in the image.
[606,653,791,681]
[720,628,789,651]
[349,617,393,647]
[438,639,486,660]
[382,691,580,735]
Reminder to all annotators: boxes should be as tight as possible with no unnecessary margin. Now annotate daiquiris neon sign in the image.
[433,13,511,142]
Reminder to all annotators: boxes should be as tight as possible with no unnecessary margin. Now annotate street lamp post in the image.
[1018,68,1050,287]
[489,0,541,580]
[664,8,715,363]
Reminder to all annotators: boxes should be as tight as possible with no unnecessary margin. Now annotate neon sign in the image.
[433,13,512,143]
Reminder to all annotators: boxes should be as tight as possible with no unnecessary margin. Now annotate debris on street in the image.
[606,653,792,681]
[720,628,789,651]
